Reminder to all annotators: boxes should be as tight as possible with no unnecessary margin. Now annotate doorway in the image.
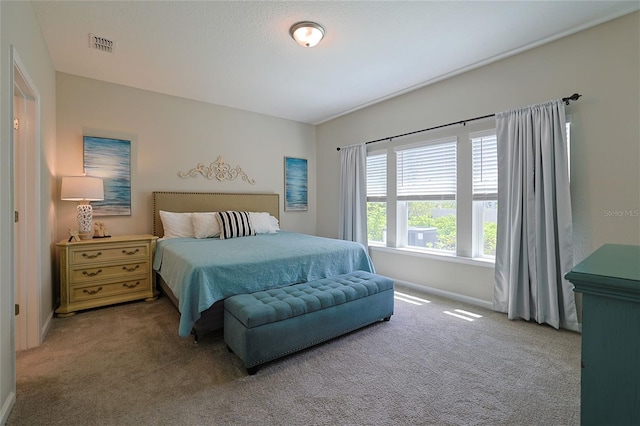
[12,48,42,351]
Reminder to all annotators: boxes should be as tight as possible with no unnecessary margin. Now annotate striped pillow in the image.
[216,211,255,240]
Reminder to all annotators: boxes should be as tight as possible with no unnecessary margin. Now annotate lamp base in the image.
[77,204,94,240]
[78,231,94,241]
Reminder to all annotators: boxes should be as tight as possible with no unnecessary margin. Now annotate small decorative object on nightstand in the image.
[56,234,158,317]
[93,221,111,238]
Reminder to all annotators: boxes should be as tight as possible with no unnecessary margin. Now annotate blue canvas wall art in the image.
[284,157,308,211]
[83,136,131,216]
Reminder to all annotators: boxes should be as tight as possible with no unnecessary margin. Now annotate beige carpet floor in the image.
[8,286,581,425]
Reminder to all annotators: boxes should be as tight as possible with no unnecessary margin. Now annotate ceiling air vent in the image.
[89,34,115,53]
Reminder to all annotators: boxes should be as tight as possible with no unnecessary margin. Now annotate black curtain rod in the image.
[336,93,582,151]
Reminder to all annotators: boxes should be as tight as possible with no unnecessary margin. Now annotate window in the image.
[366,152,386,244]
[365,120,571,263]
[396,138,457,252]
[471,132,498,257]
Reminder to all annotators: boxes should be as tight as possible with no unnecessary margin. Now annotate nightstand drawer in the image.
[69,261,150,284]
[69,242,150,265]
[70,277,152,303]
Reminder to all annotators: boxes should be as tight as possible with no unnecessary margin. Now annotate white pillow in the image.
[249,212,280,234]
[159,211,194,239]
[192,212,220,239]
[267,215,280,231]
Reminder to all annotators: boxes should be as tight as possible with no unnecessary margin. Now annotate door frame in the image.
[11,46,42,351]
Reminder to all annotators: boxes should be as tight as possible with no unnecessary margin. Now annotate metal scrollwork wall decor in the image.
[178,156,256,185]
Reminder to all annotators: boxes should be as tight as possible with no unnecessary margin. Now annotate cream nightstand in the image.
[56,234,158,317]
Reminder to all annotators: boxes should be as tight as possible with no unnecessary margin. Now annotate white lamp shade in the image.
[290,22,325,48]
[61,176,104,201]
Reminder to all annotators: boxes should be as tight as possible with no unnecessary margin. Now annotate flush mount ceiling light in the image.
[289,21,325,48]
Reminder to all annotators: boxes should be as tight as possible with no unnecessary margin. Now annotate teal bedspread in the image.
[153,232,374,337]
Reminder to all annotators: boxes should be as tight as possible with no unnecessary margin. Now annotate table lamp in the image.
[61,176,104,240]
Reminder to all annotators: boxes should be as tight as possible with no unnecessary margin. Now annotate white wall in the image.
[56,73,317,243]
[316,12,640,306]
[0,1,57,423]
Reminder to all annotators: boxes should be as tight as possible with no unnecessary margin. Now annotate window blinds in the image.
[471,134,498,200]
[366,152,387,200]
[396,138,457,200]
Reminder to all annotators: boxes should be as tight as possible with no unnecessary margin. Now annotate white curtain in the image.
[494,100,579,331]
[339,144,367,245]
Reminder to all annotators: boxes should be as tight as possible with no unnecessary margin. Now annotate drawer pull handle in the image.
[83,287,103,295]
[122,248,140,255]
[82,252,102,259]
[122,281,140,289]
[82,269,102,277]
[122,265,140,272]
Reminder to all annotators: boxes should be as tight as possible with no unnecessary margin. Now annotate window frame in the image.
[470,129,498,259]
[364,119,571,265]
[366,150,388,246]
[394,136,458,254]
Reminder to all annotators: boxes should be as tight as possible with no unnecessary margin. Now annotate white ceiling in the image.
[32,1,639,125]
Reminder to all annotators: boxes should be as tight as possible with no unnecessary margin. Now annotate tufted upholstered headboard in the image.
[152,191,280,237]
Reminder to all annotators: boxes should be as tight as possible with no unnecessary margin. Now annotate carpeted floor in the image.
[8,286,581,425]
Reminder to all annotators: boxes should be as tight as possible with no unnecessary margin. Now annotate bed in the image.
[152,191,375,338]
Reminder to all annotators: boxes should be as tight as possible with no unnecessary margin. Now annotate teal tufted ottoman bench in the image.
[224,270,394,375]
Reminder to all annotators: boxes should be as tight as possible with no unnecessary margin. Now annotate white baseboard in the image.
[394,279,493,310]
[0,390,16,425]
[41,310,54,343]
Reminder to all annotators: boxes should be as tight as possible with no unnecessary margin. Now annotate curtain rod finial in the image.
[562,93,582,105]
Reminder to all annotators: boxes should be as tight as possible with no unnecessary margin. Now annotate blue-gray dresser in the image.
[565,244,640,426]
